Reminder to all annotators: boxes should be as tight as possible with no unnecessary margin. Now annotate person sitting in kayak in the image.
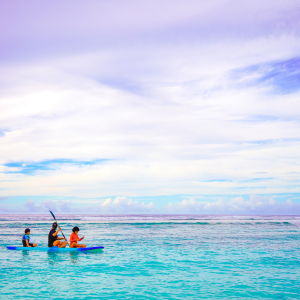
[70,226,86,248]
[48,222,68,248]
[22,228,37,247]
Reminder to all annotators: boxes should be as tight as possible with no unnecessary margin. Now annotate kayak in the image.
[7,246,104,252]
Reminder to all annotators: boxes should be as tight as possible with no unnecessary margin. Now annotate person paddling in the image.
[70,226,86,248]
[48,222,68,248]
[22,228,37,247]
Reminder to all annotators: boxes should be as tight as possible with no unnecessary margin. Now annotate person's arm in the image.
[26,239,31,247]
[77,235,84,241]
[70,234,82,244]
[52,227,61,237]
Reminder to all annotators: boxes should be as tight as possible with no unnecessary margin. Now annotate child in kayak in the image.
[70,226,86,248]
[22,228,37,247]
[48,222,68,248]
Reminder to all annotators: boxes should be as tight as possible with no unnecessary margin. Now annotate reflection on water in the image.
[46,251,82,265]
[21,250,30,261]
[47,252,58,266]
[69,252,80,264]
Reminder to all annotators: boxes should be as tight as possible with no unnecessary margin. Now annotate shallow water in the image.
[1,214,300,299]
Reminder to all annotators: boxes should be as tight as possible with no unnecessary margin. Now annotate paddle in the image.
[49,210,69,247]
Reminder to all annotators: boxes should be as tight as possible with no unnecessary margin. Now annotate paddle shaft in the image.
[49,211,70,247]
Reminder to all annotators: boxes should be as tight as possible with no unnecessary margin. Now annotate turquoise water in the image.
[1,214,300,299]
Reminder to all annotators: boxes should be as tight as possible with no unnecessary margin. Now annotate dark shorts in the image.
[22,240,33,247]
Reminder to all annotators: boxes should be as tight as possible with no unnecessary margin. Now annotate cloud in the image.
[24,199,56,212]
[97,197,155,213]
[167,194,300,215]
[1,155,300,198]
[1,0,300,64]
[0,1,300,201]
[9,195,300,214]
[0,205,10,213]
[23,199,75,213]
[21,197,155,214]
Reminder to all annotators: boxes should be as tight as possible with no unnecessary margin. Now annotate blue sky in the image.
[0,0,300,214]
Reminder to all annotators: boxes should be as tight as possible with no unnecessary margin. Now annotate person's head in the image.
[72,226,79,233]
[25,228,30,235]
[52,222,58,230]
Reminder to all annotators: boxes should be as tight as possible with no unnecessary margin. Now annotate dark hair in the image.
[72,226,79,233]
[52,222,58,230]
[25,228,30,234]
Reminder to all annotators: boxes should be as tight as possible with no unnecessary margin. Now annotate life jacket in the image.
[22,234,30,247]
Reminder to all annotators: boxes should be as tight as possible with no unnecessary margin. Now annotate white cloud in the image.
[3,195,299,215]
[20,197,155,214]
[98,197,155,213]
[0,1,300,201]
[167,195,300,214]
[23,199,75,213]
[0,155,300,198]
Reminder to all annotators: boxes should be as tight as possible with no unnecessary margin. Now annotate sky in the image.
[0,0,300,214]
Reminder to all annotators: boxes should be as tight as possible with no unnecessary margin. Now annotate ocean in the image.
[0,214,300,299]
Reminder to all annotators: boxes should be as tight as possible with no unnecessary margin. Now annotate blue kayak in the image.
[7,246,104,252]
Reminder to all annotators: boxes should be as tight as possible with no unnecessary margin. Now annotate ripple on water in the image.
[0,215,300,299]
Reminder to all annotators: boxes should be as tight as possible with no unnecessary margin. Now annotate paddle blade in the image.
[49,210,56,220]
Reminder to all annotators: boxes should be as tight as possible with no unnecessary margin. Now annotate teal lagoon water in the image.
[0,214,300,299]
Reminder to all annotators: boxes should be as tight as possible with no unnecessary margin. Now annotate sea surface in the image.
[0,214,300,299]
